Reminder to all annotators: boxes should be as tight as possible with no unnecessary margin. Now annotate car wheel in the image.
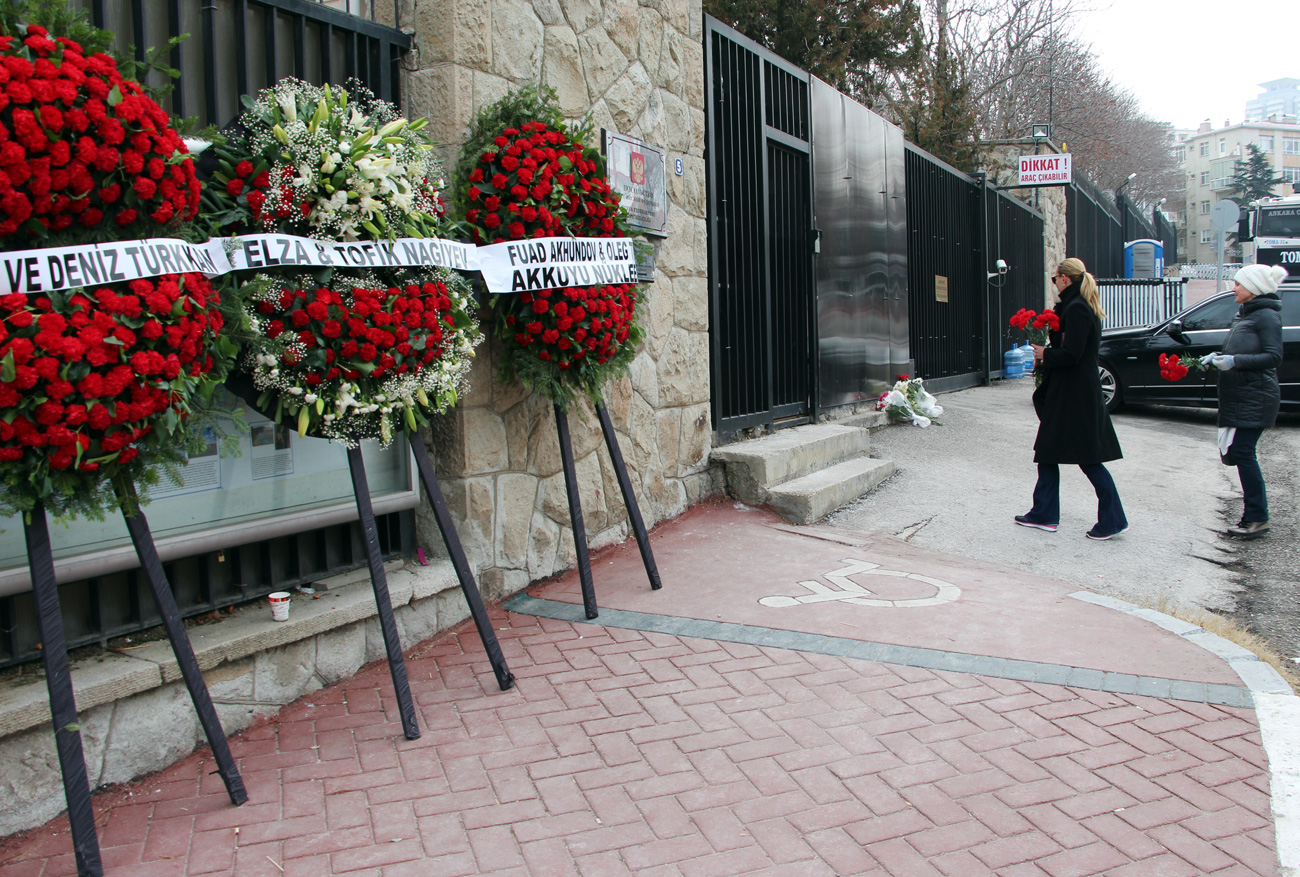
[1098,363,1122,413]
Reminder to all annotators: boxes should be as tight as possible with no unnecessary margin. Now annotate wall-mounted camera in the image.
[987,259,1008,281]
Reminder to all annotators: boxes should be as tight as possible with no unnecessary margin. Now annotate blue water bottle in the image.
[1003,346,1023,378]
[1019,342,1035,376]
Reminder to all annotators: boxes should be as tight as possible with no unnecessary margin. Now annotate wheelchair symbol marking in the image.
[759,558,961,609]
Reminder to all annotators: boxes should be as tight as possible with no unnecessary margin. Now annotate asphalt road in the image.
[826,379,1300,663]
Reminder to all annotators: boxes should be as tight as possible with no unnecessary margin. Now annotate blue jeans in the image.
[1227,428,1268,523]
[1027,463,1128,534]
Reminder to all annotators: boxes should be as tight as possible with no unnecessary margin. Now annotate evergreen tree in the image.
[1228,143,1286,202]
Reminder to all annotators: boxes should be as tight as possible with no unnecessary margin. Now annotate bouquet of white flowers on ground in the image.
[876,376,943,428]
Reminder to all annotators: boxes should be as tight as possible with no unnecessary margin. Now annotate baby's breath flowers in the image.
[203,78,447,241]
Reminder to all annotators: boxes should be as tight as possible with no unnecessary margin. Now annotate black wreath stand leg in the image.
[346,446,420,740]
[553,398,665,620]
[594,400,662,592]
[554,403,599,619]
[408,439,514,691]
[114,478,248,807]
[23,503,103,877]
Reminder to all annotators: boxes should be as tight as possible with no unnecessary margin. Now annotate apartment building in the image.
[1182,118,1300,264]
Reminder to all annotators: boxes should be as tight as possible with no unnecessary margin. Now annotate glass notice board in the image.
[0,391,418,596]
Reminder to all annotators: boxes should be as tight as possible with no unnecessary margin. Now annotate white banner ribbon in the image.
[1,233,639,296]
[225,234,481,274]
[1,238,232,295]
[476,237,639,293]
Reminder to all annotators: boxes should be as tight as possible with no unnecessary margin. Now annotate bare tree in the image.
[881,0,1182,206]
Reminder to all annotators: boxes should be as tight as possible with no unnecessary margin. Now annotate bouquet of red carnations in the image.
[0,17,236,518]
[455,86,642,406]
[1009,308,1061,346]
[1157,352,1211,382]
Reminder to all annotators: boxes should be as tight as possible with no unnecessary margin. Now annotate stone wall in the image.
[402,0,717,594]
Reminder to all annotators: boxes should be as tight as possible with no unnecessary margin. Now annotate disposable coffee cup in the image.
[268,591,291,622]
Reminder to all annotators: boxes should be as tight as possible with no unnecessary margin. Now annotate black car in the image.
[1097,283,1300,413]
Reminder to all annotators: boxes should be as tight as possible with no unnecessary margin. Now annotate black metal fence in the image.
[988,188,1047,368]
[905,146,984,381]
[1098,278,1187,329]
[1066,176,1124,278]
[1154,209,1178,265]
[1117,193,1157,247]
[70,0,410,128]
[0,511,413,668]
[905,148,1045,385]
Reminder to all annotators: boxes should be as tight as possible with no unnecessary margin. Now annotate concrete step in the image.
[710,423,871,505]
[766,456,897,525]
[835,410,890,432]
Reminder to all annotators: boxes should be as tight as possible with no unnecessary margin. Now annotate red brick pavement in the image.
[0,608,1279,876]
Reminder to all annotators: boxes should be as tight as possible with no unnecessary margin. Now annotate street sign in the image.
[1017,153,1072,186]
[1210,199,1240,233]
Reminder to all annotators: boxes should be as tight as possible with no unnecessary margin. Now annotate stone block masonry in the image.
[405,0,717,593]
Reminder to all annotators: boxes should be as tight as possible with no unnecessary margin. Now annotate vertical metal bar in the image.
[266,7,278,87]
[24,505,103,877]
[131,0,146,64]
[235,0,249,99]
[346,447,420,740]
[320,23,333,86]
[293,13,306,80]
[377,37,392,102]
[407,439,515,691]
[554,405,597,619]
[168,0,184,117]
[117,482,248,806]
[91,0,105,29]
[594,401,661,591]
[201,0,218,125]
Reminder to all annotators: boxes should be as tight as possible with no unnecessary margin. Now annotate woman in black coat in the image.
[1016,258,1128,540]
[1207,263,1286,539]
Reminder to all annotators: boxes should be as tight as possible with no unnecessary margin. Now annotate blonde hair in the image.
[1057,257,1105,319]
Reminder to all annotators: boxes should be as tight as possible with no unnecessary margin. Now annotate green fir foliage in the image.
[1229,143,1287,203]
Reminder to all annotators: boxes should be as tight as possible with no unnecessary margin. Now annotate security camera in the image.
[996,259,1008,274]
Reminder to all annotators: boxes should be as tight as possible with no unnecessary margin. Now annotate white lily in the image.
[354,156,398,180]
[278,92,298,123]
[321,151,341,174]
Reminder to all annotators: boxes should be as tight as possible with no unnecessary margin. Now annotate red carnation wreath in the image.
[0,25,199,241]
[0,19,234,518]
[455,87,643,405]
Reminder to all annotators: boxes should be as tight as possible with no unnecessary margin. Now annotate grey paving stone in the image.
[1032,663,1073,686]
[1102,673,1140,695]
[1134,676,1172,699]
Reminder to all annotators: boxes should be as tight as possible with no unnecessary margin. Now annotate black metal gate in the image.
[706,17,816,436]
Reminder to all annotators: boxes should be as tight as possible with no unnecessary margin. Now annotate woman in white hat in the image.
[1205,263,1287,538]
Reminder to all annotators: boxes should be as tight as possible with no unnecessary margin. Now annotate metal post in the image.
[346,446,420,740]
[554,404,598,619]
[116,479,248,806]
[408,438,514,691]
[594,401,661,591]
[23,504,103,877]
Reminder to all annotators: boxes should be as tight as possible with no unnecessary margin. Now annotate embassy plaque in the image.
[604,131,668,236]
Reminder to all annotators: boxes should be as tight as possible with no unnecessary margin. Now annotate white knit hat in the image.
[1233,263,1288,297]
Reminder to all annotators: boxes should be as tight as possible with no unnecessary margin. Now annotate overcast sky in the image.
[1073,0,1296,131]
